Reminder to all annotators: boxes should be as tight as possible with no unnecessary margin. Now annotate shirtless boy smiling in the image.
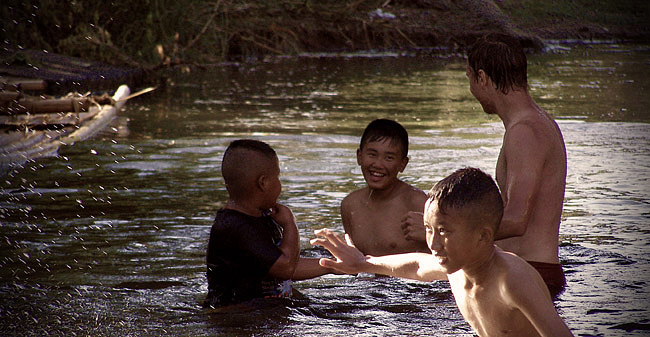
[313,168,574,337]
[341,119,429,256]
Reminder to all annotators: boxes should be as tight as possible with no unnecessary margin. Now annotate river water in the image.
[1,43,649,336]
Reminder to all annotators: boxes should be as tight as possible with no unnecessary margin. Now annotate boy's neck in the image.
[460,245,498,286]
[366,180,403,202]
[225,199,264,217]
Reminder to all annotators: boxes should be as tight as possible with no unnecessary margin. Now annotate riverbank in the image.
[1,0,648,92]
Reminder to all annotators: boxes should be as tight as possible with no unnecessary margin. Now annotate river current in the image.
[1,43,649,336]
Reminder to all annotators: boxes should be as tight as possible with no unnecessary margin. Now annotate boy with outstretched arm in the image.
[341,119,428,256]
[204,139,334,308]
[312,167,573,336]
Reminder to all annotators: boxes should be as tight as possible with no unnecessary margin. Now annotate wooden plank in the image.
[0,79,47,92]
[0,109,99,126]
[0,92,21,101]
[0,97,91,114]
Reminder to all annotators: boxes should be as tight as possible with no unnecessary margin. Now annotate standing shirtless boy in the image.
[341,119,429,256]
[312,167,573,337]
[204,139,334,308]
[466,33,568,296]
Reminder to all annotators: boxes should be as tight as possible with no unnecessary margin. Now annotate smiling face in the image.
[424,198,482,274]
[357,138,408,192]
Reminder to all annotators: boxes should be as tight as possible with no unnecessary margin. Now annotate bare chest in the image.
[346,201,413,254]
[451,283,536,337]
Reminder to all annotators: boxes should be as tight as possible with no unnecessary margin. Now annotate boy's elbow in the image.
[510,221,527,236]
[268,256,298,280]
[498,215,528,238]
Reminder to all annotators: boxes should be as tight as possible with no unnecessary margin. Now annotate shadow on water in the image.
[204,297,294,336]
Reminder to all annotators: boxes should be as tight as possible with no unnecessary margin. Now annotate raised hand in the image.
[310,228,368,275]
[400,211,426,242]
[270,203,296,227]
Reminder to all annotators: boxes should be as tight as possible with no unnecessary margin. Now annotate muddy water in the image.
[1,43,649,336]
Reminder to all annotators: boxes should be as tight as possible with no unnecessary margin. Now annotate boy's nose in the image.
[427,232,442,252]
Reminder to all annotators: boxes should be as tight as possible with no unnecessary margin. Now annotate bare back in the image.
[341,181,429,256]
[495,106,567,263]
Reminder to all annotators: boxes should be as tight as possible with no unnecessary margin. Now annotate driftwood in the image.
[0,79,47,92]
[1,84,131,167]
[0,80,119,128]
[1,97,92,115]
[0,109,99,127]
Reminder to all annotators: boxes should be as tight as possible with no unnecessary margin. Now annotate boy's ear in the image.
[399,156,409,173]
[257,174,267,191]
[356,148,362,165]
[478,225,493,244]
[477,69,489,89]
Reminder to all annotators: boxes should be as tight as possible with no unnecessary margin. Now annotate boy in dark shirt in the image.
[204,139,334,307]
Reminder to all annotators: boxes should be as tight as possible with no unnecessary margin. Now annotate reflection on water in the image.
[1,44,649,336]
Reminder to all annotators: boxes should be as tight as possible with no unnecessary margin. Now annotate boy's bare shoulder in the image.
[496,250,550,299]
[342,187,369,207]
[399,182,428,205]
[497,249,536,275]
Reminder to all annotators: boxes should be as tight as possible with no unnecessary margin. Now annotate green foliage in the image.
[2,0,215,66]
[2,0,396,67]
[1,0,648,68]
[497,0,650,33]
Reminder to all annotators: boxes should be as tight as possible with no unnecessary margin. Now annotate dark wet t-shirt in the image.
[204,209,292,307]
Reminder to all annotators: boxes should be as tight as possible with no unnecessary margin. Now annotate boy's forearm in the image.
[365,253,446,282]
[494,207,527,240]
[292,258,334,280]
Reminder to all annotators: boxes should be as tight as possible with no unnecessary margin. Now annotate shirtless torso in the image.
[341,181,429,256]
[494,104,567,264]
[449,249,561,337]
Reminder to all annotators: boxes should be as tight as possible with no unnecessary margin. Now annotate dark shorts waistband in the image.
[527,261,566,298]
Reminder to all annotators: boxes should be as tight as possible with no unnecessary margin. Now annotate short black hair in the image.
[467,33,528,94]
[359,119,409,158]
[221,139,277,198]
[428,167,503,231]
[223,139,276,160]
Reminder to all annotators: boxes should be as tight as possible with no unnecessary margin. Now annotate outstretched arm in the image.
[310,228,446,282]
[292,257,340,280]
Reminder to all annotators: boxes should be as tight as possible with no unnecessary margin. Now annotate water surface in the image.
[1,43,649,336]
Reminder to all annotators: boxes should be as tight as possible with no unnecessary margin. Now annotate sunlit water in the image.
[1,44,649,336]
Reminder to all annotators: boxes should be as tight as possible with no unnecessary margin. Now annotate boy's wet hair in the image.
[359,119,409,158]
[221,139,277,197]
[428,167,503,231]
[223,139,276,160]
[467,33,528,94]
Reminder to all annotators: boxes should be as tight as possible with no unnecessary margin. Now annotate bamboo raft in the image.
[0,80,131,168]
